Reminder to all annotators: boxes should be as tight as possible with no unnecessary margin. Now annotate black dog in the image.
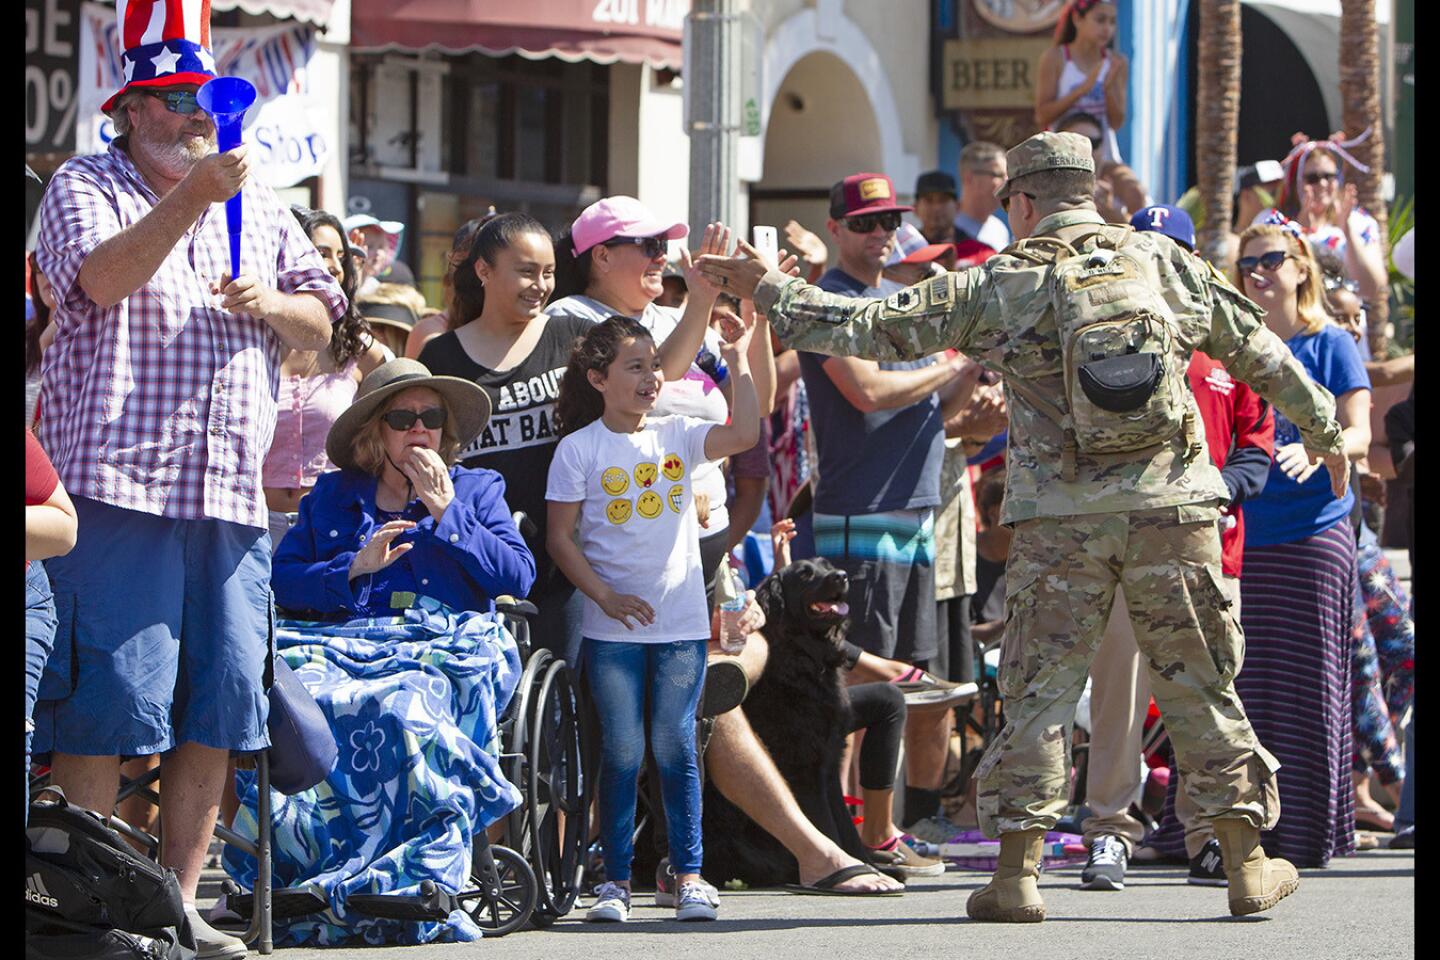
[699,558,870,886]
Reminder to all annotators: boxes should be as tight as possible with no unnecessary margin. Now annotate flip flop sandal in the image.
[784,863,905,896]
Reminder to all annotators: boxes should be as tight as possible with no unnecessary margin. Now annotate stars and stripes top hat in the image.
[101,0,217,113]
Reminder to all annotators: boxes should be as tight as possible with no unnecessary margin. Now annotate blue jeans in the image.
[584,638,706,881]
[25,562,57,824]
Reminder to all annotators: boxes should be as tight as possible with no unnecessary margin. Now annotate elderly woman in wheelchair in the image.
[222,359,538,946]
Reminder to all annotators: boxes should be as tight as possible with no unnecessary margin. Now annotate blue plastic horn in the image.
[196,77,258,280]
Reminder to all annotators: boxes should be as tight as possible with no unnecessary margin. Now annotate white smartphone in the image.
[752,225,778,264]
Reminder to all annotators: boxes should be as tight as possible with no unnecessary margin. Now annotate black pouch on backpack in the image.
[1077,352,1163,413]
[26,788,194,959]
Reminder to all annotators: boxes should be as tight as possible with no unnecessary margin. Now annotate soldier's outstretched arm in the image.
[698,251,987,362]
[760,267,989,362]
[1196,265,1350,496]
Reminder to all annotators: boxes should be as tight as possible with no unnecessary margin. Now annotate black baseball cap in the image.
[915,170,958,199]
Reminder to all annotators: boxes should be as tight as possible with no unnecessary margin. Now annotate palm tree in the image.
[1195,0,1242,269]
[1339,0,1389,356]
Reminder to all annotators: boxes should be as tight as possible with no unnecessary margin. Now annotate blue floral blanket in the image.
[223,599,522,946]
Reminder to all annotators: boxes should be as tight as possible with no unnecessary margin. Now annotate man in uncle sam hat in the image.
[31,4,346,956]
[701,130,1351,924]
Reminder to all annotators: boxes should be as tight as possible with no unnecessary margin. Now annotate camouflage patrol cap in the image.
[995,131,1095,199]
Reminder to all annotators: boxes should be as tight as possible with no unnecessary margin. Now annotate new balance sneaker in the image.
[903,814,965,845]
[1187,838,1227,886]
[675,880,719,921]
[1080,835,1128,891]
[585,882,631,922]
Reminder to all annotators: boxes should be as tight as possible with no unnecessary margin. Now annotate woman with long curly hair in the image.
[261,206,391,550]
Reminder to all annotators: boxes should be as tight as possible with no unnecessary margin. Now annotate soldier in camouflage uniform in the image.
[699,131,1351,922]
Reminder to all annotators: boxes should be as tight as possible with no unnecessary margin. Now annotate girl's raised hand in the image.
[680,221,734,301]
[598,588,656,630]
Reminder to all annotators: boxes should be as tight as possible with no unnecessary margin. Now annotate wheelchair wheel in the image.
[458,843,536,938]
[522,658,589,921]
[502,648,553,845]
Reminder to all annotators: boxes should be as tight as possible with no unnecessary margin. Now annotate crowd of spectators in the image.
[23,0,1413,947]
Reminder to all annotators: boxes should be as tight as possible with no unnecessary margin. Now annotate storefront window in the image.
[352,52,610,314]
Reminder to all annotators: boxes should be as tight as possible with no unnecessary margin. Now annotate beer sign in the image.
[941,37,1051,111]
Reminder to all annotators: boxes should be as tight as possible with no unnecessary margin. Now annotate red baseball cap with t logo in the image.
[829,173,914,219]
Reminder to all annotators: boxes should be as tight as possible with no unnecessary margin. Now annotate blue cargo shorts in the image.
[32,496,274,759]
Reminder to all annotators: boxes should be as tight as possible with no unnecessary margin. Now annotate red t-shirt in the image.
[1186,353,1275,578]
[26,429,59,572]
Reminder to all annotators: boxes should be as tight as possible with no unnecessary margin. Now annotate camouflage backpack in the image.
[1001,226,1201,480]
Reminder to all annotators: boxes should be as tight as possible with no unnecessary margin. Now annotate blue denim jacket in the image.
[272,466,535,619]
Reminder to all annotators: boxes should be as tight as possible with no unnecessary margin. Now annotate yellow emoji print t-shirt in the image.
[546,415,718,642]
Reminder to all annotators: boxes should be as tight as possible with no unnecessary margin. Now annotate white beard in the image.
[132,121,217,179]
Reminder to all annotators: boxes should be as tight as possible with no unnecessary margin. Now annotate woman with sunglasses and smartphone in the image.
[549,197,772,602]
[271,357,534,619]
[1275,136,1388,304]
[1225,221,1371,868]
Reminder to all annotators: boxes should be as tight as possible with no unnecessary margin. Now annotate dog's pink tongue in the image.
[812,600,849,616]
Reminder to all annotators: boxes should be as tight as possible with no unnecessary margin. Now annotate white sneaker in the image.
[674,880,718,921]
[585,882,631,922]
[183,904,249,960]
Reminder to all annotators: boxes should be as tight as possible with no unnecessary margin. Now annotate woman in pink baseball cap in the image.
[549,198,778,603]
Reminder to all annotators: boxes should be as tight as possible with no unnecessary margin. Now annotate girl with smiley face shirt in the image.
[546,315,760,922]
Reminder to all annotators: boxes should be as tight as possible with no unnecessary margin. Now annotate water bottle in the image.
[716,562,747,654]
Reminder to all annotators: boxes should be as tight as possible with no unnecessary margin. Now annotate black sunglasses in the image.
[604,236,668,259]
[1303,170,1338,185]
[143,89,202,115]
[1000,191,1036,213]
[1237,251,1293,273]
[381,407,446,431]
[842,212,902,234]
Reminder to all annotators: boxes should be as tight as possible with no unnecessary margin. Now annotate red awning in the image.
[211,0,336,26]
[351,0,686,69]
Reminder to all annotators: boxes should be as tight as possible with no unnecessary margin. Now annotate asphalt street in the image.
[205,846,1413,960]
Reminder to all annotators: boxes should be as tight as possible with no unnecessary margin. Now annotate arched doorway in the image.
[749,51,884,258]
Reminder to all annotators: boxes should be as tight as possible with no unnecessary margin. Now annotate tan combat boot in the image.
[965,828,1046,923]
[1211,818,1300,916]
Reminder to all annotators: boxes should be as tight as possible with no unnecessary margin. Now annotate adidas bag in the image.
[26,911,194,960]
[26,788,194,960]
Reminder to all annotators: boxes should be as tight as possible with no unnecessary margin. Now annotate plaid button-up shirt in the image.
[35,142,346,529]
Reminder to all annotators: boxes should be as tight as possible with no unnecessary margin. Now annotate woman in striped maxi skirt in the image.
[1146,222,1370,868]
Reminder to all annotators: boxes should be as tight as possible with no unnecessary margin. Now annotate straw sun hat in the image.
[325,358,491,473]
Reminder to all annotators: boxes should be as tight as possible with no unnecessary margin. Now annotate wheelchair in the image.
[28,591,591,949]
